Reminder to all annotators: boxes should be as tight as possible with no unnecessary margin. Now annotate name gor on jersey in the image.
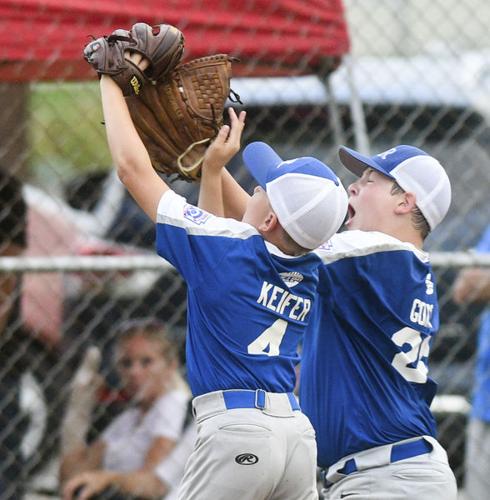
[257,281,311,321]
[410,299,434,328]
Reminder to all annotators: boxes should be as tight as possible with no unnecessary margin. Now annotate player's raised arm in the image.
[220,108,250,219]
[100,75,168,221]
[198,108,246,217]
[220,168,250,220]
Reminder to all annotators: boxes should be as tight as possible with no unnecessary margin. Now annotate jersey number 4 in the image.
[391,327,430,383]
[247,319,288,357]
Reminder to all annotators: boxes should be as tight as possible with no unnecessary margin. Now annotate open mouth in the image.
[345,204,356,225]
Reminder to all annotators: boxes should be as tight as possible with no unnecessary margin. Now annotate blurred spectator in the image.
[452,224,490,500]
[59,319,195,500]
[0,169,29,498]
[0,170,73,499]
[0,169,68,497]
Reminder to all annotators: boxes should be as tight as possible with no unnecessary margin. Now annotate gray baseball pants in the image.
[321,436,457,500]
[177,390,318,500]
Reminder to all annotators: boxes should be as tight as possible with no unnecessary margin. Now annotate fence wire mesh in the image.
[0,1,489,498]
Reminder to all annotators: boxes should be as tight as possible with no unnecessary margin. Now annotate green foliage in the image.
[28,82,112,183]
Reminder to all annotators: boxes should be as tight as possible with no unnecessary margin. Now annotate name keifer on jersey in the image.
[257,281,311,321]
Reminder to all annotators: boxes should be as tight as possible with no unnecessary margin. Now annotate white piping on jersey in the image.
[157,190,260,240]
[157,211,259,240]
[315,230,430,265]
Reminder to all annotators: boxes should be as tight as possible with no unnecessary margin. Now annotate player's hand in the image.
[119,23,151,71]
[125,50,150,71]
[203,108,246,173]
[63,470,115,500]
[452,268,490,304]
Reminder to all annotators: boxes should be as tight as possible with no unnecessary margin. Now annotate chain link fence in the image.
[0,0,489,498]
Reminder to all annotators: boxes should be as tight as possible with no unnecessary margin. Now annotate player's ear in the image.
[394,191,417,216]
[258,211,278,233]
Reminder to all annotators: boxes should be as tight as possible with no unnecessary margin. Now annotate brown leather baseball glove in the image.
[126,54,242,181]
[83,22,185,96]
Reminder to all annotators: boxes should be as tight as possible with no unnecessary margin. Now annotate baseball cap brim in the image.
[243,142,283,188]
[339,146,395,180]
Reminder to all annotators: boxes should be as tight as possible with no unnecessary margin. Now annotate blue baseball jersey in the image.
[300,230,439,468]
[155,191,321,397]
[471,225,490,421]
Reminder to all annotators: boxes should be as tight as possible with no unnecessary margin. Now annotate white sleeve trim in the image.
[156,190,259,240]
[315,230,430,264]
[156,189,178,215]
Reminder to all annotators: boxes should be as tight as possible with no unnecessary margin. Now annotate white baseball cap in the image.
[243,142,348,250]
[338,145,452,230]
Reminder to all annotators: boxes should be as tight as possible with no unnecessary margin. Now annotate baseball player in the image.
[97,73,348,500]
[299,145,457,499]
[199,145,458,499]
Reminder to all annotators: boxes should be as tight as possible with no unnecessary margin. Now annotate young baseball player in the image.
[300,146,457,499]
[200,145,458,499]
[98,74,348,500]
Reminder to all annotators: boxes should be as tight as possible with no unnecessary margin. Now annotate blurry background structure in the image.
[0,0,488,498]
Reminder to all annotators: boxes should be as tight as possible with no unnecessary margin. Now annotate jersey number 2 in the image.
[247,319,288,357]
[391,327,430,383]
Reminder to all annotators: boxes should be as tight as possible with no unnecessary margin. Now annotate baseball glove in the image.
[83,22,185,96]
[126,54,242,181]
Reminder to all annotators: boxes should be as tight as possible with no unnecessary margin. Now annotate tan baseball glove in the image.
[126,54,242,181]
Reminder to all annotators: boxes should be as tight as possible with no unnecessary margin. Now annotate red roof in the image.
[0,0,350,81]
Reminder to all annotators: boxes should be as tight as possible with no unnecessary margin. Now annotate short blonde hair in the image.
[281,228,311,255]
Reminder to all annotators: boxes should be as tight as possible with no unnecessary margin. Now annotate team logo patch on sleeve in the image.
[183,204,211,225]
